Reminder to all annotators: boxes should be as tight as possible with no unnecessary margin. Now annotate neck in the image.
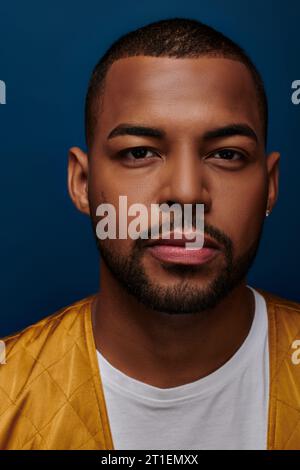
[91,265,255,388]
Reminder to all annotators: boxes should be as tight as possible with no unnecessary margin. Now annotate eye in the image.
[119,146,160,161]
[208,149,245,161]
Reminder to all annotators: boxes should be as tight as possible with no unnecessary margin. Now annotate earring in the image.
[266,209,271,217]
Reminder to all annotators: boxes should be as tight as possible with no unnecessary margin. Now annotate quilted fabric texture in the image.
[0,288,299,449]
[259,288,300,450]
[0,295,114,450]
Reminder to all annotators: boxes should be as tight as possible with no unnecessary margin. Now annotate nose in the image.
[159,145,211,212]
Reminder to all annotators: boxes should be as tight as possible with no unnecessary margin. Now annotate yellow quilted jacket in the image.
[0,288,300,450]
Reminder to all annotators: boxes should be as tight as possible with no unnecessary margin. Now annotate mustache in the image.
[90,191,233,256]
[135,222,232,252]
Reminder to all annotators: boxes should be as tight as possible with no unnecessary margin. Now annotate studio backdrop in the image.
[0,0,299,336]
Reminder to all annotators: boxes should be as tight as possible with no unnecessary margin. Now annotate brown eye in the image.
[211,149,244,161]
[121,147,159,160]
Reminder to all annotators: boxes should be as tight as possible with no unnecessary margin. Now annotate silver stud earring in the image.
[266,209,271,217]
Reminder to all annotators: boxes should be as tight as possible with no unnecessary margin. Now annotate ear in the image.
[266,151,280,213]
[68,146,90,215]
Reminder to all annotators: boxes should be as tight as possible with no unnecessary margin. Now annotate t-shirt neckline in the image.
[96,285,268,403]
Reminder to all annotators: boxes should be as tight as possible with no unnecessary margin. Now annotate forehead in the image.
[99,56,262,140]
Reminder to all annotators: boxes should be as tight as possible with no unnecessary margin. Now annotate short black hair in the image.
[85,17,268,148]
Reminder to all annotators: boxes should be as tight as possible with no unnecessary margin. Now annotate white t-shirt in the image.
[96,285,269,450]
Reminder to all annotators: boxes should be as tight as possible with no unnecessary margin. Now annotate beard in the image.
[92,218,264,315]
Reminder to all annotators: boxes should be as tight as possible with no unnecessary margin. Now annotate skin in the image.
[68,56,280,388]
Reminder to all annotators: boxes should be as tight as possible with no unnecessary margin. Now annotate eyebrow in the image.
[107,122,258,143]
[203,123,258,143]
[107,124,165,140]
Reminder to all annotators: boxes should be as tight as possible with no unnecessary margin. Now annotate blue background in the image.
[0,0,299,336]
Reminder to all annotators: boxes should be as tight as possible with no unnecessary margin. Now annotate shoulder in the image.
[0,294,96,381]
[254,287,300,348]
[255,287,300,314]
[0,294,97,449]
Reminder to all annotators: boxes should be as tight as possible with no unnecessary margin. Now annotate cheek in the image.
[212,170,268,253]
[88,166,159,256]
[89,160,157,206]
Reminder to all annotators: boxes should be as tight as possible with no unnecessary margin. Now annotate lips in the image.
[145,233,221,266]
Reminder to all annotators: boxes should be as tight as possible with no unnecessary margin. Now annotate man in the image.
[1,18,300,450]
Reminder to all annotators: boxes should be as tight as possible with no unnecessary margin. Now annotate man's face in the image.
[70,56,279,314]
